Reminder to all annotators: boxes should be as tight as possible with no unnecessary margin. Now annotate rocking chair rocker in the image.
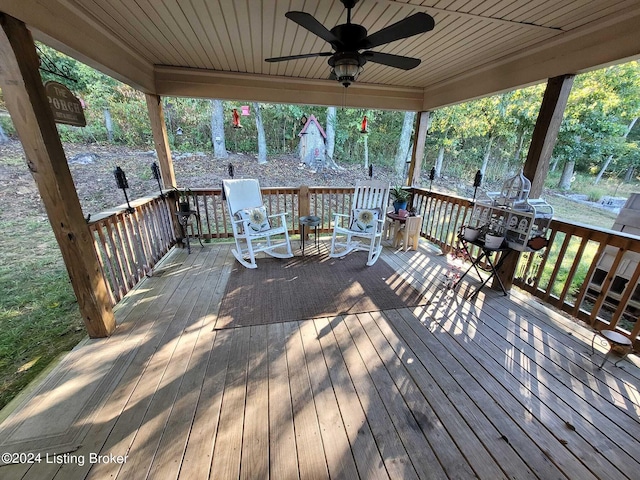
[329,180,390,266]
[223,179,293,269]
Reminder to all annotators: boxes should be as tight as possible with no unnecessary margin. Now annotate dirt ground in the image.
[0,138,621,228]
[1,139,455,220]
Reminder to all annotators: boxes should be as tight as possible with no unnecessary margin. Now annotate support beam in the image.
[496,74,574,292]
[407,111,431,186]
[523,75,575,197]
[154,66,425,111]
[0,14,115,337]
[145,94,176,188]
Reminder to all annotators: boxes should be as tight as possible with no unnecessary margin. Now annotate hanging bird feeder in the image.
[360,115,368,134]
[232,108,242,128]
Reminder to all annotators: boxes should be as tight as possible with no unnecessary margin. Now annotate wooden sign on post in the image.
[45,81,86,127]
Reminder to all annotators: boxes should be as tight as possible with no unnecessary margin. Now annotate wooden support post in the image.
[145,93,176,188]
[496,74,574,292]
[0,14,115,337]
[407,111,430,187]
[524,74,575,197]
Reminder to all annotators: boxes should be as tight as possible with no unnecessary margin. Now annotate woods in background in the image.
[0,44,639,189]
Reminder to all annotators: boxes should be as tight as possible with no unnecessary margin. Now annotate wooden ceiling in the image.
[3,0,640,110]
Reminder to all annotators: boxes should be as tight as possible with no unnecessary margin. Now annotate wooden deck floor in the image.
[1,240,639,479]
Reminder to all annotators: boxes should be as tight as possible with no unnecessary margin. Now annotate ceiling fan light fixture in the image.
[330,54,364,87]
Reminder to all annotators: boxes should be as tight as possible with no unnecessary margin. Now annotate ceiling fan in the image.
[265,0,435,87]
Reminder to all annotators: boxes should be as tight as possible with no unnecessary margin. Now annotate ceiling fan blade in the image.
[363,51,421,70]
[265,52,332,62]
[361,12,435,49]
[285,11,339,45]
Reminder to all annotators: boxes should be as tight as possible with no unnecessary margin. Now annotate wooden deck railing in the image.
[88,186,639,346]
[88,195,177,304]
[186,187,355,238]
[513,218,640,341]
[410,187,640,346]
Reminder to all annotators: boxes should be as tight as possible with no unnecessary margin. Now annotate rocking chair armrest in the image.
[267,211,289,219]
[332,213,350,220]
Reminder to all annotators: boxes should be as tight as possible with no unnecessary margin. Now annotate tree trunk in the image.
[593,154,613,186]
[624,166,635,183]
[254,102,267,164]
[550,156,560,172]
[103,108,113,142]
[594,116,638,185]
[326,106,336,159]
[394,111,416,180]
[0,122,8,144]
[210,99,228,159]
[434,144,445,178]
[514,129,525,163]
[558,160,575,190]
[363,134,368,169]
[322,106,343,170]
[480,133,494,175]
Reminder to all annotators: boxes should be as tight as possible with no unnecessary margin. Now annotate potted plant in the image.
[390,186,410,213]
[174,188,193,212]
[461,225,481,242]
[484,225,505,249]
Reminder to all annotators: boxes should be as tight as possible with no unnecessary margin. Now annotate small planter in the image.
[484,233,504,249]
[179,201,191,213]
[393,200,408,213]
[462,226,480,242]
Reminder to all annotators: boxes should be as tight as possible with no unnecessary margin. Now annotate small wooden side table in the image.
[386,212,422,251]
[591,329,633,369]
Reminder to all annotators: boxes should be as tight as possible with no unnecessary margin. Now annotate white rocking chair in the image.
[223,179,293,269]
[329,180,390,266]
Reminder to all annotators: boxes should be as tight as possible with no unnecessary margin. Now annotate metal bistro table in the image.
[453,237,512,299]
[175,210,204,254]
[591,329,633,369]
[299,215,321,256]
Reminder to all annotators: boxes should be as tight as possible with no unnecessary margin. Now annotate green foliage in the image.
[586,187,606,202]
[553,62,640,179]
[4,44,640,187]
[390,185,410,201]
[0,115,15,137]
[0,217,85,410]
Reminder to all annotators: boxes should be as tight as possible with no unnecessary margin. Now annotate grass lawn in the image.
[0,217,85,410]
[546,194,618,229]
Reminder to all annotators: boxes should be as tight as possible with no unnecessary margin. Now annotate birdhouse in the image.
[467,170,553,251]
[298,114,327,168]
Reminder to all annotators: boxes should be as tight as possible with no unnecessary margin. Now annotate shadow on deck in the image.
[1,240,639,479]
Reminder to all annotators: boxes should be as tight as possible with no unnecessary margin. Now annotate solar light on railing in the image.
[150,162,164,198]
[113,166,135,214]
[429,166,436,192]
[472,169,483,204]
